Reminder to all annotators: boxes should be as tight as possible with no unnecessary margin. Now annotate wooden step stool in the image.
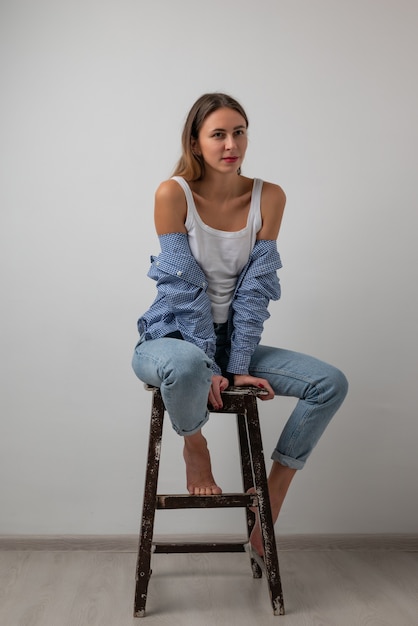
[134,385,285,617]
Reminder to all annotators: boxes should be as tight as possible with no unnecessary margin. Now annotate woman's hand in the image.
[208,375,229,410]
[233,374,275,400]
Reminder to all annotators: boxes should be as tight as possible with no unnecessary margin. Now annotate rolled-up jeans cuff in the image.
[271,450,305,470]
[173,409,210,437]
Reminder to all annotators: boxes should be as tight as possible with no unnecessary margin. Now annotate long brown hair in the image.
[172,93,249,181]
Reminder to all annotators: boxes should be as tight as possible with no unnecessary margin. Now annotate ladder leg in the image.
[245,395,285,616]
[134,389,164,617]
[237,413,262,578]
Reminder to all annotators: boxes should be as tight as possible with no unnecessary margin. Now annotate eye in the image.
[234,129,246,136]
[212,132,224,138]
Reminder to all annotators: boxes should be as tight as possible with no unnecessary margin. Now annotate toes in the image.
[191,485,222,495]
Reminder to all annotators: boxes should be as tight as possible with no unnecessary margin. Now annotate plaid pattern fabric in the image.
[137,232,282,375]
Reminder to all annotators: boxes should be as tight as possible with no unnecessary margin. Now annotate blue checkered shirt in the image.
[137,232,282,375]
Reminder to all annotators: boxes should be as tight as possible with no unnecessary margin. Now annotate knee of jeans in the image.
[321,365,349,405]
[163,346,213,387]
[305,365,348,406]
[332,367,349,399]
[131,350,141,379]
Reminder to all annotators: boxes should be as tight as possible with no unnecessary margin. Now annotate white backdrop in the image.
[1,0,417,536]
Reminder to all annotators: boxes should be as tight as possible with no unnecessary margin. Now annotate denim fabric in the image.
[132,334,213,436]
[132,324,348,470]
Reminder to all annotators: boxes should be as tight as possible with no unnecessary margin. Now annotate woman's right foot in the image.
[249,522,265,557]
[246,487,264,556]
[248,463,298,556]
[183,432,222,495]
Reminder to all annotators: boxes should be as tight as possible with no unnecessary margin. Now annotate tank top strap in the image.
[171,176,197,231]
[251,178,263,205]
[249,178,263,233]
[171,176,194,206]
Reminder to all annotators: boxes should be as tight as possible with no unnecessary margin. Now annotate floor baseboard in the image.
[1,533,417,552]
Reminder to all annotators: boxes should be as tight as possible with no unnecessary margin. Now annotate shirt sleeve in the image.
[227,239,282,375]
[142,232,222,375]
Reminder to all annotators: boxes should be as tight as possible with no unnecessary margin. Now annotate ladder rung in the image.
[153,542,247,554]
[155,493,258,510]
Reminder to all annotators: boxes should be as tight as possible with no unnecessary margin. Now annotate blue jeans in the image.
[132,325,348,470]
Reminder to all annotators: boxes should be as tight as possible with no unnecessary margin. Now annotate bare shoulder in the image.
[261,180,286,208]
[154,179,187,234]
[257,180,286,240]
[155,178,187,204]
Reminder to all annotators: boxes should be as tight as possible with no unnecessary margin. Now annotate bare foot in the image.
[247,463,297,556]
[249,520,265,557]
[183,432,222,495]
[247,487,265,557]
[249,499,282,557]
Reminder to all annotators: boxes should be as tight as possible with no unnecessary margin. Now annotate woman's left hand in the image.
[208,375,230,410]
[233,374,275,400]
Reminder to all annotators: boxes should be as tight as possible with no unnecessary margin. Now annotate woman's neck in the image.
[190,172,250,202]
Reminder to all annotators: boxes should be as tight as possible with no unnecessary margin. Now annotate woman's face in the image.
[193,107,248,176]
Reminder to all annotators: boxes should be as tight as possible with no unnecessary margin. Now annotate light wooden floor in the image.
[1,540,417,626]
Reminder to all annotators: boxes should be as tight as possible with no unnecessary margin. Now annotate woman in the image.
[132,93,348,556]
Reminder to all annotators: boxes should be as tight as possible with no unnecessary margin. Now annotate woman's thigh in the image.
[249,344,347,400]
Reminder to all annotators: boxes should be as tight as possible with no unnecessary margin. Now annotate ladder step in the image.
[156,493,257,510]
[153,542,247,554]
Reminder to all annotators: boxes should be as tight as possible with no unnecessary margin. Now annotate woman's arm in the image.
[256,182,286,240]
[229,182,286,398]
[150,180,229,407]
[154,179,188,234]
[227,239,282,372]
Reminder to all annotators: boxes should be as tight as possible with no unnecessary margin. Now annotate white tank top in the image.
[171,176,263,323]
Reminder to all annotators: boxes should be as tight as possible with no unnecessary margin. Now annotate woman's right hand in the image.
[208,375,229,410]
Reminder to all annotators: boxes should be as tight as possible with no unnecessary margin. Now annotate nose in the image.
[225,134,237,150]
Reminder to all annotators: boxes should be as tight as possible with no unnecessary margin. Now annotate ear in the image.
[191,138,201,156]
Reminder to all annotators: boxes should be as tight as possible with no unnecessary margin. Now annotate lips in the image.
[223,157,238,163]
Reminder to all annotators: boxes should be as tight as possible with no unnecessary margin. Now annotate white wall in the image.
[1,0,417,536]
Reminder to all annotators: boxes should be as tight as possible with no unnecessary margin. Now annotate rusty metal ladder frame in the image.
[134,386,285,617]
